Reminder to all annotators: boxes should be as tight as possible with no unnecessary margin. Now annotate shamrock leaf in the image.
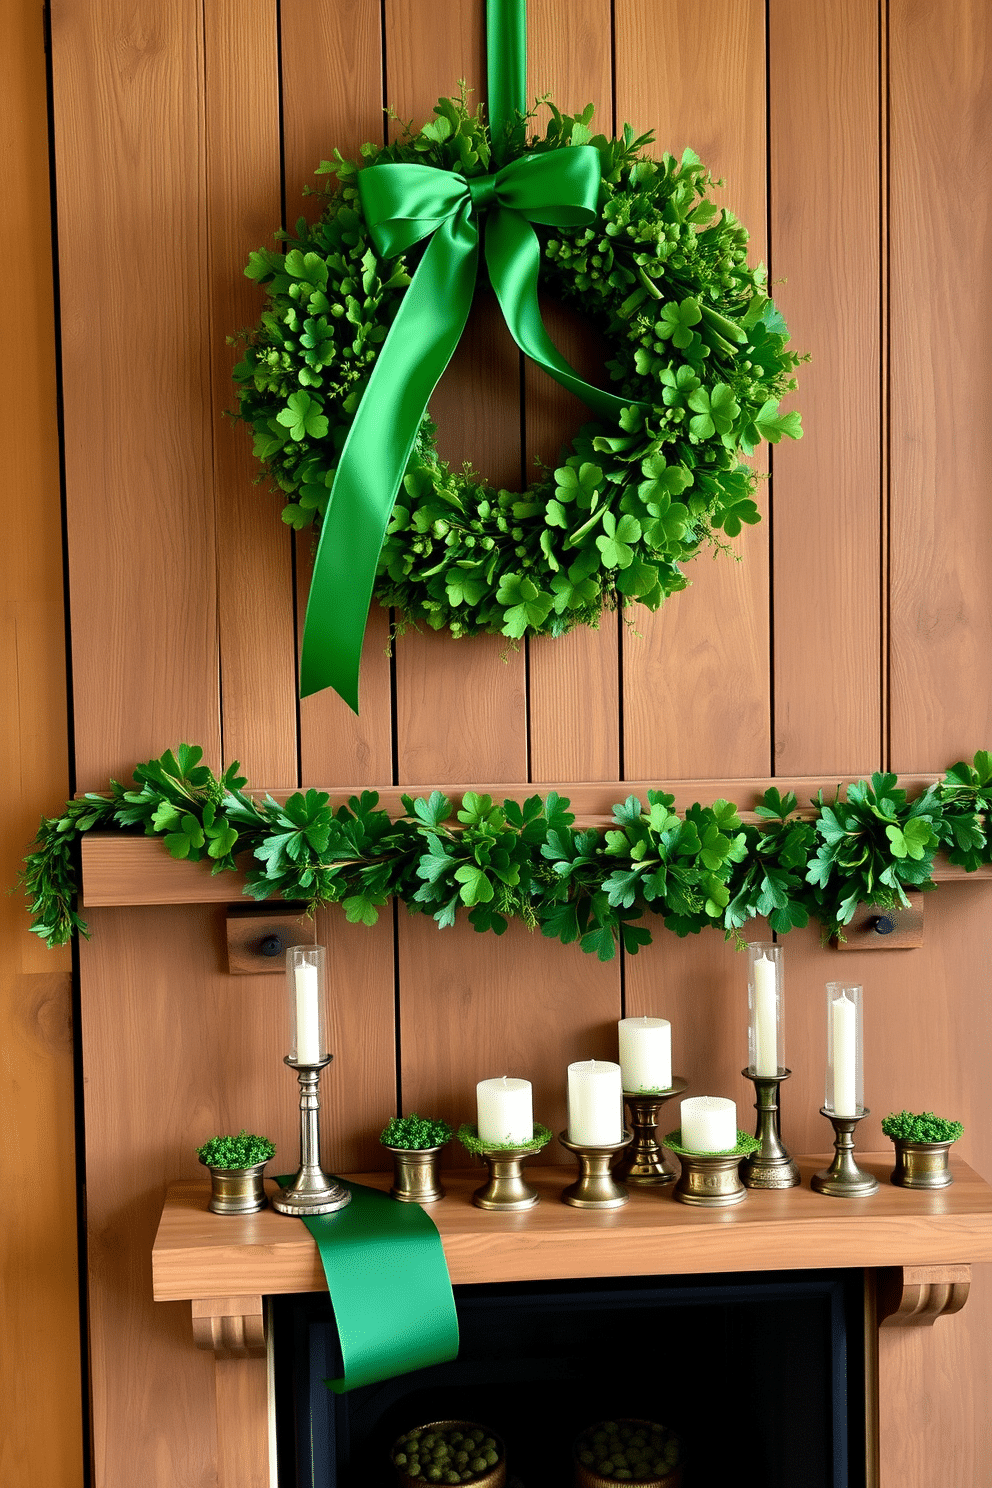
[496,573,554,637]
[657,297,702,349]
[276,391,329,441]
[595,512,641,569]
[638,453,692,505]
[687,383,740,440]
[453,863,494,905]
[554,461,603,509]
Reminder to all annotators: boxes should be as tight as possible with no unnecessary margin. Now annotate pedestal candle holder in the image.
[558,1130,633,1208]
[811,1107,880,1198]
[472,1145,543,1210]
[614,1077,688,1186]
[740,1067,801,1189]
[665,1128,758,1207]
[271,1055,352,1216]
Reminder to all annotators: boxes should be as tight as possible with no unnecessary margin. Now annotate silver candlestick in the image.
[271,1054,351,1216]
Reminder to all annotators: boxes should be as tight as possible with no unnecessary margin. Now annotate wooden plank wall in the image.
[1,4,82,1486]
[46,2,992,1484]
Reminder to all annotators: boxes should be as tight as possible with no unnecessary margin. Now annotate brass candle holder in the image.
[811,1107,880,1198]
[271,1055,352,1216]
[558,1130,633,1208]
[740,1067,801,1189]
[614,1077,688,1186]
[472,1144,542,1210]
[665,1129,758,1208]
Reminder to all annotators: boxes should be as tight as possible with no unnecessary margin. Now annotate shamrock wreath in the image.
[233,91,802,705]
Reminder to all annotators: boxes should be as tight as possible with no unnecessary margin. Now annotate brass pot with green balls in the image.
[196,1130,276,1215]
[391,1420,506,1487]
[573,1419,682,1488]
[380,1114,454,1203]
[882,1110,963,1189]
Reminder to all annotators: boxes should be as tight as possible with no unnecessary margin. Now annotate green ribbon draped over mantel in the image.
[280,1176,460,1393]
[299,0,647,710]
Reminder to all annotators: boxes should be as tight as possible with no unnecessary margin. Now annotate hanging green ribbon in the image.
[300,0,647,709]
[280,1176,459,1393]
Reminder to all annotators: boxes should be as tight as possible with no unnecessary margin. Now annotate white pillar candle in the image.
[476,1076,533,1144]
[679,1096,737,1153]
[753,953,779,1076]
[567,1060,623,1145]
[830,991,858,1116]
[294,962,322,1064]
[618,1016,672,1091]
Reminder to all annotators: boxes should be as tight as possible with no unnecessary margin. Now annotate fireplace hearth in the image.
[275,1268,866,1488]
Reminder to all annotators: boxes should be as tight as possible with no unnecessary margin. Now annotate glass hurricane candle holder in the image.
[747,942,784,1078]
[825,982,863,1117]
[287,944,327,1065]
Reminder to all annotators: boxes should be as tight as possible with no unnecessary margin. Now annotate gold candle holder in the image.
[558,1130,633,1208]
[665,1128,757,1207]
[384,1143,447,1203]
[615,1077,689,1186]
[472,1144,542,1210]
[811,1107,880,1197]
[271,1055,352,1216]
[740,1067,800,1189]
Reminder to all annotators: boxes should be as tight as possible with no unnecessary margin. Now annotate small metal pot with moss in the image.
[881,1110,963,1189]
[573,1418,682,1488]
[380,1114,454,1203]
[391,1420,505,1487]
[196,1130,276,1214]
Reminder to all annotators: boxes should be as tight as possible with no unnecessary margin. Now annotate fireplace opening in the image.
[273,1268,867,1488]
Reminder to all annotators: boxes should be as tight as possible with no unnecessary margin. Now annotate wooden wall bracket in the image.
[834,898,924,951]
[877,1264,971,1327]
[225,905,314,974]
[191,1295,266,1357]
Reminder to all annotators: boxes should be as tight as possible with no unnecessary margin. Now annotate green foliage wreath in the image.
[233,93,803,643]
[21,745,992,957]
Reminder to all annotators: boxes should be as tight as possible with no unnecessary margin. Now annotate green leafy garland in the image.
[21,745,992,958]
[233,92,803,643]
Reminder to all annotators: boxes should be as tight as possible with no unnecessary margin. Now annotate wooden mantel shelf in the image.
[153,1157,992,1303]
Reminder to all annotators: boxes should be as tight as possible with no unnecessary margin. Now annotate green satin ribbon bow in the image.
[300,144,641,710]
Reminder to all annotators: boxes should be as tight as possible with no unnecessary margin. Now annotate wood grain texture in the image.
[615,0,771,780]
[0,4,81,1484]
[281,0,396,784]
[524,0,621,782]
[205,0,298,785]
[397,915,621,1164]
[51,0,221,788]
[385,0,529,783]
[889,0,992,770]
[154,1158,992,1298]
[215,1354,273,1488]
[768,0,882,775]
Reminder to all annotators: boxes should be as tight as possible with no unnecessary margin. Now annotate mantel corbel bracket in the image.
[877,1264,971,1327]
[191,1294,266,1357]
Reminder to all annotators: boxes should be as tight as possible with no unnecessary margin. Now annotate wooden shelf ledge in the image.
[83,770,991,909]
[153,1157,992,1302]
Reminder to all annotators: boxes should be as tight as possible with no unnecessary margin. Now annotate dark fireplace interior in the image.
[274,1268,867,1488]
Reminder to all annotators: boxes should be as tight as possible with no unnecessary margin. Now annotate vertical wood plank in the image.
[768,0,882,776]
[387,0,530,783]
[889,0,992,768]
[281,0,395,784]
[398,917,619,1163]
[1,20,81,1484]
[51,0,221,788]
[525,0,621,784]
[205,1,298,786]
[615,0,771,781]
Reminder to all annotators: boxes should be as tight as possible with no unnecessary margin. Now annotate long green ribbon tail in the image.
[280,1176,459,1393]
[486,0,527,143]
[299,0,648,709]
